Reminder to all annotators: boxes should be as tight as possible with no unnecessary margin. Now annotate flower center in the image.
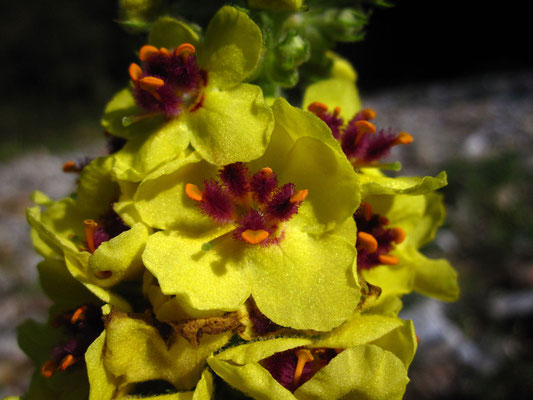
[185,163,308,246]
[262,347,342,391]
[127,43,207,121]
[354,202,405,270]
[41,305,104,378]
[308,102,413,169]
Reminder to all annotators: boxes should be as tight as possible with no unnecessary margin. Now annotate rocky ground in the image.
[1,70,532,398]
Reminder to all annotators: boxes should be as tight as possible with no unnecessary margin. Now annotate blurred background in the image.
[0,1,531,398]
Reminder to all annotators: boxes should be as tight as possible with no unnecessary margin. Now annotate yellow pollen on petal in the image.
[70,305,88,324]
[361,108,377,120]
[378,254,399,265]
[58,355,75,371]
[392,227,406,244]
[185,183,203,201]
[290,189,308,203]
[139,76,165,90]
[357,232,378,253]
[62,160,77,173]
[394,132,413,145]
[139,45,159,61]
[307,101,329,115]
[293,349,314,387]
[128,63,142,82]
[241,229,270,245]
[83,219,98,254]
[41,360,56,378]
[176,43,196,59]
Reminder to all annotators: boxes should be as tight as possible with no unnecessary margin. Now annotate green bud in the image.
[276,32,311,70]
[323,8,368,42]
[118,0,163,32]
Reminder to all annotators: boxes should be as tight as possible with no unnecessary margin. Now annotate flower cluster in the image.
[12,3,458,400]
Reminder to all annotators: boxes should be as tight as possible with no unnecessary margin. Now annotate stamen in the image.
[379,216,389,226]
[159,47,171,57]
[139,45,159,61]
[83,219,98,253]
[360,202,372,222]
[260,167,274,178]
[41,360,56,378]
[393,132,413,145]
[357,232,378,253]
[290,189,309,203]
[378,254,399,265]
[58,355,75,371]
[185,183,203,201]
[354,120,377,146]
[293,349,314,387]
[128,63,142,82]
[392,227,406,244]
[70,305,88,324]
[139,76,165,90]
[333,106,341,117]
[62,160,78,173]
[361,108,377,120]
[175,43,196,59]
[241,229,270,245]
[307,101,329,116]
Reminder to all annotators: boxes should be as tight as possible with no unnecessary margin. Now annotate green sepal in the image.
[148,17,200,49]
[199,6,263,90]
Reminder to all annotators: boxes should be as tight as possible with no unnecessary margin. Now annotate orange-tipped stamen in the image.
[359,202,372,222]
[139,45,159,61]
[159,47,171,57]
[259,167,273,178]
[307,101,329,116]
[175,43,196,59]
[70,305,88,324]
[354,120,376,145]
[392,227,406,244]
[83,219,98,254]
[41,360,56,378]
[241,229,270,245]
[128,63,143,82]
[293,349,314,387]
[379,216,389,226]
[357,232,378,253]
[378,254,399,265]
[62,160,77,173]
[185,183,203,201]
[290,189,309,203]
[139,76,165,90]
[58,355,75,371]
[361,108,376,120]
[393,132,413,145]
[333,106,341,117]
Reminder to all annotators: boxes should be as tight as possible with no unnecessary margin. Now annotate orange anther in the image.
[361,108,377,120]
[175,43,196,58]
[392,227,406,244]
[378,254,399,265]
[62,160,77,173]
[379,216,389,226]
[70,305,88,324]
[357,232,378,253]
[394,132,413,145]
[128,63,143,82]
[139,45,159,61]
[359,202,372,221]
[159,47,171,57]
[185,183,203,201]
[307,101,329,115]
[259,167,273,178]
[290,189,309,203]
[139,76,165,90]
[41,360,56,378]
[355,120,376,135]
[59,355,75,371]
[293,349,314,386]
[241,229,270,245]
[83,219,98,254]
[333,106,341,117]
